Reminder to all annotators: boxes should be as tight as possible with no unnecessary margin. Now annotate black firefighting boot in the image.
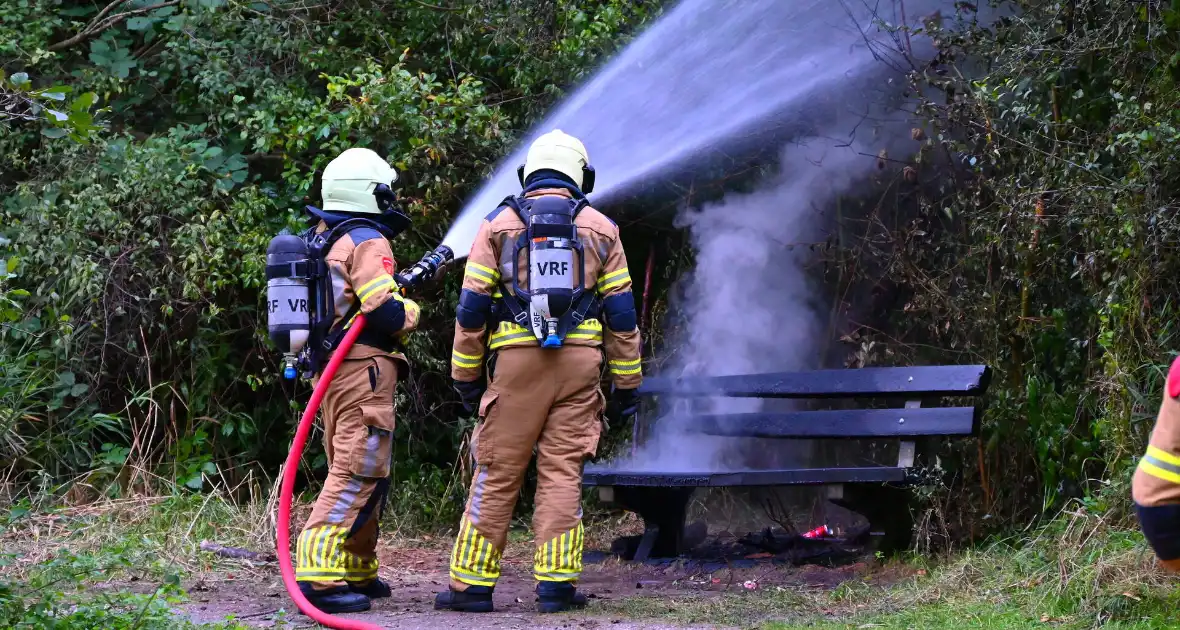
[298,582,371,614]
[348,577,391,600]
[536,581,588,613]
[433,584,494,612]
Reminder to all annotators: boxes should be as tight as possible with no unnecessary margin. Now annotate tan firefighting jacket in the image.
[1133,356,1180,507]
[319,222,420,372]
[450,188,642,390]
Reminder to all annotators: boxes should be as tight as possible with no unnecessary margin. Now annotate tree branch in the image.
[89,0,133,31]
[410,0,459,11]
[48,0,180,52]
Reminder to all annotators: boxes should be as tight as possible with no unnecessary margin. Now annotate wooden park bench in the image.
[584,365,992,561]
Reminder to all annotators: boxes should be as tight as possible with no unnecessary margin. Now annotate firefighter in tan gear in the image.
[294,148,421,613]
[1132,355,1180,572]
[435,130,642,613]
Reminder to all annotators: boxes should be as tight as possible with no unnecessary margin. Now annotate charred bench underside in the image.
[592,365,992,562]
[583,466,910,487]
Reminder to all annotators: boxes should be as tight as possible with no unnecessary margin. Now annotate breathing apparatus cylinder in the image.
[529,238,576,348]
[265,233,312,380]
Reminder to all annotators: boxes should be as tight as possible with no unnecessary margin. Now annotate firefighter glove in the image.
[608,386,639,423]
[453,379,485,416]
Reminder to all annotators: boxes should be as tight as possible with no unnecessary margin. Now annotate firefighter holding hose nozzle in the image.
[267,147,422,615]
[435,130,643,613]
[1133,355,1180,573]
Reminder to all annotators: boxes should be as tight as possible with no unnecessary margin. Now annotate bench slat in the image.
[637,365,990,399]
[583,466,907,487]
[678,406,977,438]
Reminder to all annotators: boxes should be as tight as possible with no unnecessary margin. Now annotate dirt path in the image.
[178,536,889,629]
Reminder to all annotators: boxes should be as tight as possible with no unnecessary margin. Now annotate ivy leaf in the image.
[110,59,137,79]
[41,127,68,138]
[89,39,137,78]
[8,72,30,88]
[89,39,111,58]
[126,16,157,30]
[71,92,97,113]
[183,474,204,490]
[46,109,68,122]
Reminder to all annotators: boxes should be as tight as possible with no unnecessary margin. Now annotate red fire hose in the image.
[276,315,383,630]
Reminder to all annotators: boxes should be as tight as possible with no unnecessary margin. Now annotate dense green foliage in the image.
[4,0,1180,549]
[844,0,1180,532]
[0,0,661,516]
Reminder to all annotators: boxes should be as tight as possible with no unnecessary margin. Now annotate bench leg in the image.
[612,486,694,560]
[829,484,914,554]
[634,523,661,562]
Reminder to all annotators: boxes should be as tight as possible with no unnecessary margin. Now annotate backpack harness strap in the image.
[492,194,601,344]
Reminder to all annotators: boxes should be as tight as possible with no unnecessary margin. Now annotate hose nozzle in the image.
[395,244,455,295]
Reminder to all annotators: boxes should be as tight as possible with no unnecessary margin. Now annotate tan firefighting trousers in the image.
[296,354,398,589]
[448,345,606,589]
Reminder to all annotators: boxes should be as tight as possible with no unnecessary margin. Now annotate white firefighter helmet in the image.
[520,129,593,191]
[320,147,398,214]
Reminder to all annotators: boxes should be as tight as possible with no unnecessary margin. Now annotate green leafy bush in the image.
[0,0,663,526]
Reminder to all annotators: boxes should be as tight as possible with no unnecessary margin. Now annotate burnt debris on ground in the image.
[601,521,877,570]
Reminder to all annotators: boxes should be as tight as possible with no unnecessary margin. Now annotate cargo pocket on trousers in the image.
[584,388,606,460]
[350,405,393,479]
[473,390,498,466]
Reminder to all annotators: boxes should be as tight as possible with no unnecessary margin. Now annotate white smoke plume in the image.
[621,133,896,473]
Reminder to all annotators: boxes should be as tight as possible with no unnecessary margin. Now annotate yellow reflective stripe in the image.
[568,319,603,340]
[1140,459,1180,485]
[611,365,642,375]
[357,274,395,303]
[1148,445,1180,467]
[487,319,605,348]
[598,278,629,293]
[488,322,536,349]
[489,333,536,349]
[492,290,503,298]
[599,268,629,284]
[533,522,583,581]
[465,262,500,283]
[296,570,350,578]
[566,333,602,341]
[597,268,630,293]
[452,349,483,369]
[609,358,641,367]
[297,525,358,577]
[450,518,501,586]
